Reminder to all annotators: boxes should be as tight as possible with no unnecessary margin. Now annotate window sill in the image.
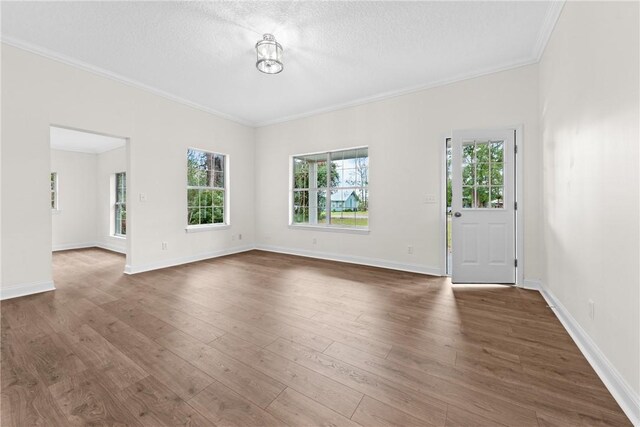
[185,224,230,233]
[51,209,62,215]
[288,224,370,235]
[111,235,126,240]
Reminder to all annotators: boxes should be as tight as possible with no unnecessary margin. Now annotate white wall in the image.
[1,43,255,293]
[51,149,98,249]
[255,64,542,278]
[539,0,639,410]
[96,146,127,253]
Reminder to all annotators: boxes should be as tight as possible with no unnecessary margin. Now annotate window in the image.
[187,148,226,227]
[114,172,126,236]
[50,172,58,209]
[461,140,504,209]
[292,147,368,229]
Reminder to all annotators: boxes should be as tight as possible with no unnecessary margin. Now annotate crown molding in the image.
[2,0,564,130]
[254,57,539,127]
[0,36,254,127]
[533,0,566,62]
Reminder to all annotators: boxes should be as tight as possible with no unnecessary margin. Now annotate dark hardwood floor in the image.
[1,248,631,426]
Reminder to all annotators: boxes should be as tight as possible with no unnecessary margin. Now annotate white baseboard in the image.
[255,244,443,276]
[95,242,126,255]
[52,241,126,255]
[124,245,255,275]
[539,284,640,426]
[52,242,96,251]
[520,279,542,291]
[0,280,56,300]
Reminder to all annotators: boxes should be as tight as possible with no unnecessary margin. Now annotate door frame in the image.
[440,125,525,286]
[50,123,133,272]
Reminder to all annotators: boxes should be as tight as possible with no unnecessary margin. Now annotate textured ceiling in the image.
[2,1,561,126]
[50,126,126,154]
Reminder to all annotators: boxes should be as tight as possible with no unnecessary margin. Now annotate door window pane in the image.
[459,140,506,209]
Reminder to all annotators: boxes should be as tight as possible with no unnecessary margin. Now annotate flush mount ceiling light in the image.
[256,33,283,74]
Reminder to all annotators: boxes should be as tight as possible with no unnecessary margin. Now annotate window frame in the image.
[114,172,126,237]
[289,146,369,233]
[51,172,59,211]
[185,147,229,232]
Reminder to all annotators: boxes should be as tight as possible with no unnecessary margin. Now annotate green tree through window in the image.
[187,149,226,225]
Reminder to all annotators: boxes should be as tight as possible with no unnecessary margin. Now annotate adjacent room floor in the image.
[1,248,631,426]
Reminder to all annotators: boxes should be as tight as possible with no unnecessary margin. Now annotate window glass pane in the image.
[213,207,224,223]
[199,189,213,207]
[462,186,473,208]
[188,207,200,225]
[293,190,309,224]
[187,189,199,207]
[187,149,208,186]
[477,186,490,208]
[316,190,327,224]
[476,143,490,162]
[490,141,504,162]
[477,163,489,185]
[491,186,504,208]
[491,163,504,185]
[462,164,474,186]
[200,207,213,224]
[356,188,368,227]
[332,210,356,227]
[293,158,309,189]
[211,190,223,207]
[116,173,126,202]
[293,206,309,224]
[214,172,224,188]
[462,144,475,164]
[355,149,369,187]
[214,154,224,172]
[315,159,328,188]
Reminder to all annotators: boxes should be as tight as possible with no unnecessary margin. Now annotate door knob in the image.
[454,212,462,217]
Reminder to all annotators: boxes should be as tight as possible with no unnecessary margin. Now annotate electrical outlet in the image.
[407,245,413,254]
[312,238,317,245]
[139,193,147,202]
[588,299,595,319]
[238,233,242,240]
[161,242,168,250]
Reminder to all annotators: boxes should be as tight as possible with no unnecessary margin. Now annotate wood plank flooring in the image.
[1,248,631,426]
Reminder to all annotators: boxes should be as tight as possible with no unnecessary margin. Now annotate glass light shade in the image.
[256,34,283,74]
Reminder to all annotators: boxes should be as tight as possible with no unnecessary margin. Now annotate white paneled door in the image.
[451,129,516,284]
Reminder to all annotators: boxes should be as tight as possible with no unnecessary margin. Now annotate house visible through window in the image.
[292,147,368,229]
[187,148,226,226]
[114,172,126,236]
[51,172,58,209]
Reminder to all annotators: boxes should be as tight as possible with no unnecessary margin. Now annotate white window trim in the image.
[289,146,369,231]
[185,223,231,233]
[185,147,230,231]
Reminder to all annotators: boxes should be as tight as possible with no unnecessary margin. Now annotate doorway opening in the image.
[50,125,131,271]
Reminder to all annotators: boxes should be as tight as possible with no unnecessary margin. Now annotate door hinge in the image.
[515,259,518,268]
[515,145,518,154]
[514,201,518,210]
